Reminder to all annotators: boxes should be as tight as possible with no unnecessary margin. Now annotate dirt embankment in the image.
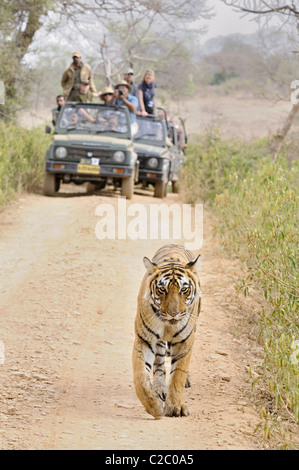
[0,186,267,450]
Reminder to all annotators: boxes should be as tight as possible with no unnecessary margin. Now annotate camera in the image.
[118,89,124,96]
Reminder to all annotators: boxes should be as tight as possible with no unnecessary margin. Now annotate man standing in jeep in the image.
[61,52,97,100]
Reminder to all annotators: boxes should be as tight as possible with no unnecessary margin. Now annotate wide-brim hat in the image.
[100,86,115,99]
[115,80,132,93]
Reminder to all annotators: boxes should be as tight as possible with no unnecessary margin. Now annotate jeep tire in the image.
[121,176,134,199]
[154,180,166,199]
[172,180,180,194]
[86,182,97,193]
[43,172,57,197]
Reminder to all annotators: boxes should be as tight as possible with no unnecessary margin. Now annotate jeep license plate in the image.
[77,164,100,175]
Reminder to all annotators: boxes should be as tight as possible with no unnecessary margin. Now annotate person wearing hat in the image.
[61,51,97,100]
[123,68,139,100]
[113,80,138,123]
[69,80,100,103]
[100,86,115,106]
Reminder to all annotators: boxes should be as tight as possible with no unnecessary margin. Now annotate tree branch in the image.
[221,0,299,22]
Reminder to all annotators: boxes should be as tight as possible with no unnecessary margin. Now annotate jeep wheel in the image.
[121,176,134,199]
[43,172,57,197]
[172,180,180,194]
[86,182,96,193]
[154,180,166,199]
[55,178,61,192]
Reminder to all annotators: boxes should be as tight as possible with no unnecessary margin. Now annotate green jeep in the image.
[44,103,138,199]
[134,113,186,198]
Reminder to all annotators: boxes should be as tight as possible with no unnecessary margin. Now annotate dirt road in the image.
[0,185,264,450]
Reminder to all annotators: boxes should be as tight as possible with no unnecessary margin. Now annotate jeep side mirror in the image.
[45,125,52,134]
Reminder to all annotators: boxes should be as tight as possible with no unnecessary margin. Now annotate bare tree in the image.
[221,0,298,28]
[0,0,55,120]
[0,0,211,120]
[60,0,211,23]
[49,0,211,88]
[221,1,299,155]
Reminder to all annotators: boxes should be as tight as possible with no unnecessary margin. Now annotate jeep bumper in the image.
[46,161,134,179]
[138,168,167,183]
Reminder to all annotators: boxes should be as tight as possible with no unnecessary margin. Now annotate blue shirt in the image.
[114,94,138,122]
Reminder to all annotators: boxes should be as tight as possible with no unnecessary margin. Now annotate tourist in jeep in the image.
[123,68,139,100]
[52,95,66,125]
[113,81,138,123]
[100,87,115,106]
[138,70,156,116]
[61,51,97,101]
[69,80,100,103]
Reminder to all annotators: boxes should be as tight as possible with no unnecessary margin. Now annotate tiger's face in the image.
[144,257,200,322]
[155,276,196,321]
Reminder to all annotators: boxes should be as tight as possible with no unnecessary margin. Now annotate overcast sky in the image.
[201,0,262,42]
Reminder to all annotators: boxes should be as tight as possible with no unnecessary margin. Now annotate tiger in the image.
[132,244,201,419]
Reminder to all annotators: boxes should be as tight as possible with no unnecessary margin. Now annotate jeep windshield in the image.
[57,104,130,136]
[134,117,165,144]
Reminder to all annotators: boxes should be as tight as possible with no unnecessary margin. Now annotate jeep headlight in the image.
[147,157,159,169]
[55,146,67,159]
[113,151,125,163]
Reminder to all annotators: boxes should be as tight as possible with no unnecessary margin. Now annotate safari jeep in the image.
[134,114,186,198]
[167,117,187,194]
[44,103,138,199]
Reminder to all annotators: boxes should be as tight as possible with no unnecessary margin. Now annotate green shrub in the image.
[181,131,299,426]
[0,123,51,208]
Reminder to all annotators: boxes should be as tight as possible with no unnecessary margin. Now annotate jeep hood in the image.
[53,134,133,151]
[134,142,169,158]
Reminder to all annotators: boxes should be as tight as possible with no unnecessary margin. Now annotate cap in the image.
[100,87,115,99]
[72,51,81,58]
[115,80,132,93]
[124,67,134,75]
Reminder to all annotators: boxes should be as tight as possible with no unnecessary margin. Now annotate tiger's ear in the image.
[185,254,201,272]
[143,257,158,275]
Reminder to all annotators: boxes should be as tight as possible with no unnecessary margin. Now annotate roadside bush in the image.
[180,132,269,204]
[181,132,299,427]
[0,123,50,208]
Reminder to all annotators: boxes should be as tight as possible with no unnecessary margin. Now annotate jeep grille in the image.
[67,146,113,162]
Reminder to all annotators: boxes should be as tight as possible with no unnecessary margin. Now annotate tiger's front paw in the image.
[164,403,189,417]
[146,395,164,419]
[153,380,167,402]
